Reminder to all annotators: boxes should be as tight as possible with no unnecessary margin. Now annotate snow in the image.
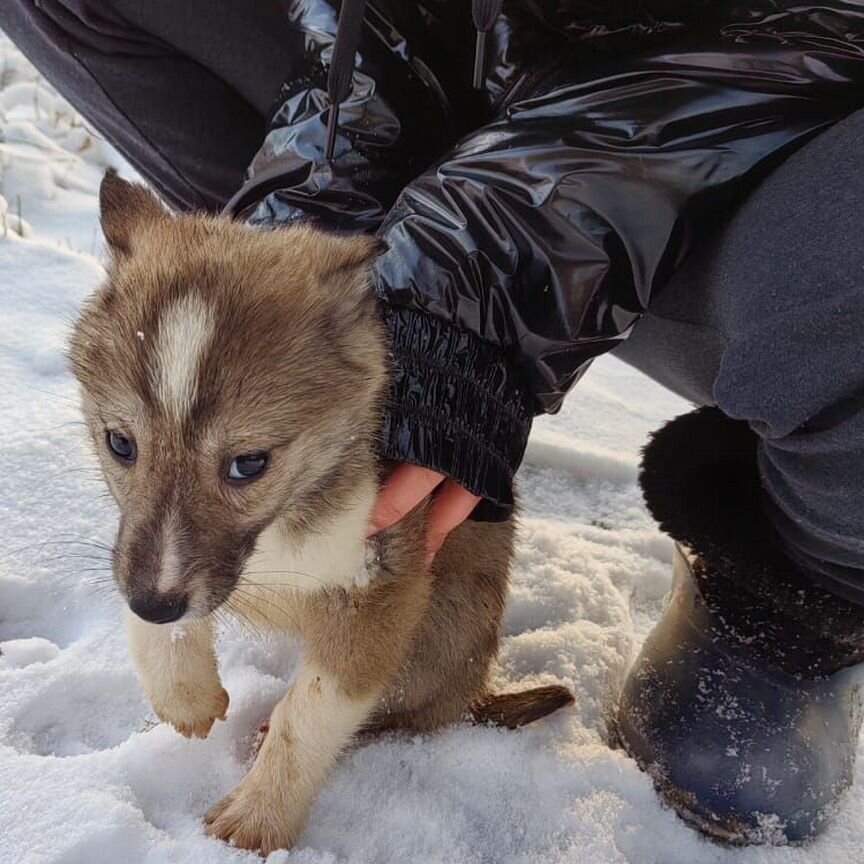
[1,31,863,864]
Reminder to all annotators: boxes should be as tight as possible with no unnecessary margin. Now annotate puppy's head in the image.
[70,171,387,623]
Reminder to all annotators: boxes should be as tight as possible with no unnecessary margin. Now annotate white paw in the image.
[204,772,306,854]
[149,683,229,739]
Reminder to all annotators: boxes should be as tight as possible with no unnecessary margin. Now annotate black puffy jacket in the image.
[225,0,864,519]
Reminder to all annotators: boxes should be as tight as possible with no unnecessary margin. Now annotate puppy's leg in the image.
[206,513,431,854]
[205,661,378,854]
[125,609,228,738]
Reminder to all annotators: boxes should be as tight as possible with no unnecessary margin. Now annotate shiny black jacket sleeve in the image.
[374,5,864,518]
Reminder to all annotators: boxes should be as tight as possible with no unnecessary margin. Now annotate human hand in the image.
[367,465,480,567]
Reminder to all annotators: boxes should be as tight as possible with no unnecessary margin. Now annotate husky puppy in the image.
[69,171,573,854]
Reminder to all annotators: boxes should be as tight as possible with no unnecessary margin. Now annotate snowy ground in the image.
[1,32,863,864]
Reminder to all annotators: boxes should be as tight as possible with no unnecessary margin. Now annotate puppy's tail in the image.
[470,685,574,730]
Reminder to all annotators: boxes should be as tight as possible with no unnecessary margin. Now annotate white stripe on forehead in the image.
[152,292,215,421]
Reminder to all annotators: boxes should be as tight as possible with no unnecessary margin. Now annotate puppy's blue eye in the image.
[107,430,136,463]
[228,452,269,481]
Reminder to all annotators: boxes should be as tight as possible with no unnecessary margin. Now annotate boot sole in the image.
[608,714,765,846]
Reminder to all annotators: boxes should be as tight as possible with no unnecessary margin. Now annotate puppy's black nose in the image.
[129,593,188,624]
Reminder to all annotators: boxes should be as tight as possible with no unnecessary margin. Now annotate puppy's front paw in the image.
[151,684,229,739]
[205,775,305,854]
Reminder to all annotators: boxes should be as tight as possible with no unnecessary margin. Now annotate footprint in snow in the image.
[8,668,147,757]
[0,572,94,649]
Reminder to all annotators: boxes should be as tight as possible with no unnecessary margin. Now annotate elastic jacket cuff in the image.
[378,305,533,521]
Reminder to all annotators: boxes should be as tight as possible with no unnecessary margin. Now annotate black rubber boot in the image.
[613,408,864,844]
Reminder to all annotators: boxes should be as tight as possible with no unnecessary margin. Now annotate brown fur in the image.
[69,171,573,854]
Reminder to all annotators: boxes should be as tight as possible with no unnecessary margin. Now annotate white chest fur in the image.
[240,482,377,598]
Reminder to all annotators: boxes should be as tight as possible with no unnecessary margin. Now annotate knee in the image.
[714,285,864,440]
[0,0,123,48]
[0,1,74,56]
[0,0,39,34]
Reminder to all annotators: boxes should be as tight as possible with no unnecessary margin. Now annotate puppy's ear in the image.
[99,168,167,257]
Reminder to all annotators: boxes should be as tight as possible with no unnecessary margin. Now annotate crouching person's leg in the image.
[0,0,283,211]
[614,408,864,843]
[614,107,864,844]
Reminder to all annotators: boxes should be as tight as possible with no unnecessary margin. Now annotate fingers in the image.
[366,464,445,536]
[366,465,481,567]
[424,481,482,568]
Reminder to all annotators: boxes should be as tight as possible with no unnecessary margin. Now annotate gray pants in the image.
[3,0,864,603]
[616,108,864,605]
